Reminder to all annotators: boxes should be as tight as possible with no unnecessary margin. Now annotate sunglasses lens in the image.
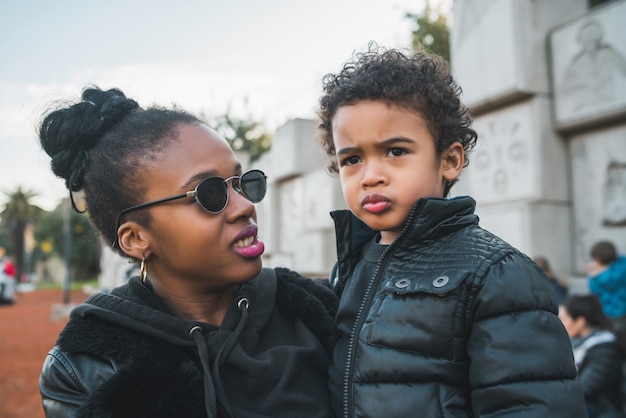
[241,170,267,203]
[196,177,228,212]
[195,170,267,213]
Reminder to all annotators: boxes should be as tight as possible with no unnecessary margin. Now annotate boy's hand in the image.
[586,259,607,277]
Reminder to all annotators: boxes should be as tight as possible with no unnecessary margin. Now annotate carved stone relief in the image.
[559,19,626,112]
[603,161,626,226]
[551,1,626,128]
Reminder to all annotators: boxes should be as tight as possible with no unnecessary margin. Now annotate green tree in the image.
[406,0,450,63]
[0,186,42,280]
[34,205,101,282]
[0,223,11,256]
[202,101,272,162]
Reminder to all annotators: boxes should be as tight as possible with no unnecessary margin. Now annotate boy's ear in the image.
[441,142,464,181]
[117,221,151,260]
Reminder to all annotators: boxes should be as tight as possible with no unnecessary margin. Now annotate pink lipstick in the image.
[232,224,265,258]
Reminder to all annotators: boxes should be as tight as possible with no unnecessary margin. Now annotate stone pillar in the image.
[549,0,626,274]
[451,0,587,277]
[253,118,346,277]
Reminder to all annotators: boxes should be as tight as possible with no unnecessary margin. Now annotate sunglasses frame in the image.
[112,169,267,248]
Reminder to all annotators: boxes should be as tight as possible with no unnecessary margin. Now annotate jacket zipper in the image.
[342,204,422,417]
[342,246,389,417]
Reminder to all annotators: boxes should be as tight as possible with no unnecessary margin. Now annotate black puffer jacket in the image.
[330,196,587,417]
[40,267,338,418]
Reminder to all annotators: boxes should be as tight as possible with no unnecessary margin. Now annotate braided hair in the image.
[38,86,201,256]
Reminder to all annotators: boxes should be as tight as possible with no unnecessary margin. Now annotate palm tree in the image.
[0,186,42,281]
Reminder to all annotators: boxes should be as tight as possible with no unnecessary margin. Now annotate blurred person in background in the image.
[0,256,16,305]
[534,255,569,304]
[588,241,626,339]
[559,294,625,418]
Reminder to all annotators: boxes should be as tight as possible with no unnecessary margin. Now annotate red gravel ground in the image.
[0,288,89,418]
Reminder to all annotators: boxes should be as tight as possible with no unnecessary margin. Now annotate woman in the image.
[37,86,337,417]
[559,295,625,418]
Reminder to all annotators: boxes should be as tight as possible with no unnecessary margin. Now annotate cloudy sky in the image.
[0,0,447,211]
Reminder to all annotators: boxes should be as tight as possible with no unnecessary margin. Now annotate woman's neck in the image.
[150,279,238,326]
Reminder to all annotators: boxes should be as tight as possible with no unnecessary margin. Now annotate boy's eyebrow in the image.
[375,137,415,148]
[336,146,359,157]
[337,137,416,156]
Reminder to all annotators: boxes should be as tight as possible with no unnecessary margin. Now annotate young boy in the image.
[317,45,587,417]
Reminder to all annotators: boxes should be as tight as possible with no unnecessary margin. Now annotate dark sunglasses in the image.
[112,169,267,247]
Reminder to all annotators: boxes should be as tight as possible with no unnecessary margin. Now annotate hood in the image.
[71,270,276,344]
[70,269,277,418]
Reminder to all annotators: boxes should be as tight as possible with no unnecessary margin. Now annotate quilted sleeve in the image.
[467,252,588,417]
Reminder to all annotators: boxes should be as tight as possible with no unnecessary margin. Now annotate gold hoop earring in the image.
[140,257,148,285]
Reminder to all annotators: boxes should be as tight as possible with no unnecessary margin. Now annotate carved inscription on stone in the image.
[470,112,533,203]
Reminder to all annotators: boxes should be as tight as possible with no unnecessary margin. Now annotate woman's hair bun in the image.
[39,86,139,191]
[82,87,139,130]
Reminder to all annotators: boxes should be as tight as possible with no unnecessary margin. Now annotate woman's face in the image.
[558,306,585,338]
[137,123,264,292]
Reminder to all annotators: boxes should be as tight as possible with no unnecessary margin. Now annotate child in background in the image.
[317,43,586,417]
[588,240,626,336]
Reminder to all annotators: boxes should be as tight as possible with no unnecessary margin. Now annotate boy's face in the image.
[332,100,462,244]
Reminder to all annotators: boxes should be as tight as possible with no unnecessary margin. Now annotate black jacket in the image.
[40,267,338,418]
[573,329,625,415]
[330,196,587,417]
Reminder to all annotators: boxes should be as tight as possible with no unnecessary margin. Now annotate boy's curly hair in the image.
[317,44,477,193]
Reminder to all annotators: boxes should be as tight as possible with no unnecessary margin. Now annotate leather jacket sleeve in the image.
[39,346,117,418]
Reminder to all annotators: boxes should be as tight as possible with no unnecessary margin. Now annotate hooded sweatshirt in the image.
[40,267,337,418]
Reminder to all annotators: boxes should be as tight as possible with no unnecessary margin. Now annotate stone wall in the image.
[253,118,346,278]
[550,0,626,276]
[452,0,626,287]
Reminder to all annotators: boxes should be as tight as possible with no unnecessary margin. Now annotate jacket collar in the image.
[330,196,478,292]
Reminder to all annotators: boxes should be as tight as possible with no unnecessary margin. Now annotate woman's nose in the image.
[226,184,256,221]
